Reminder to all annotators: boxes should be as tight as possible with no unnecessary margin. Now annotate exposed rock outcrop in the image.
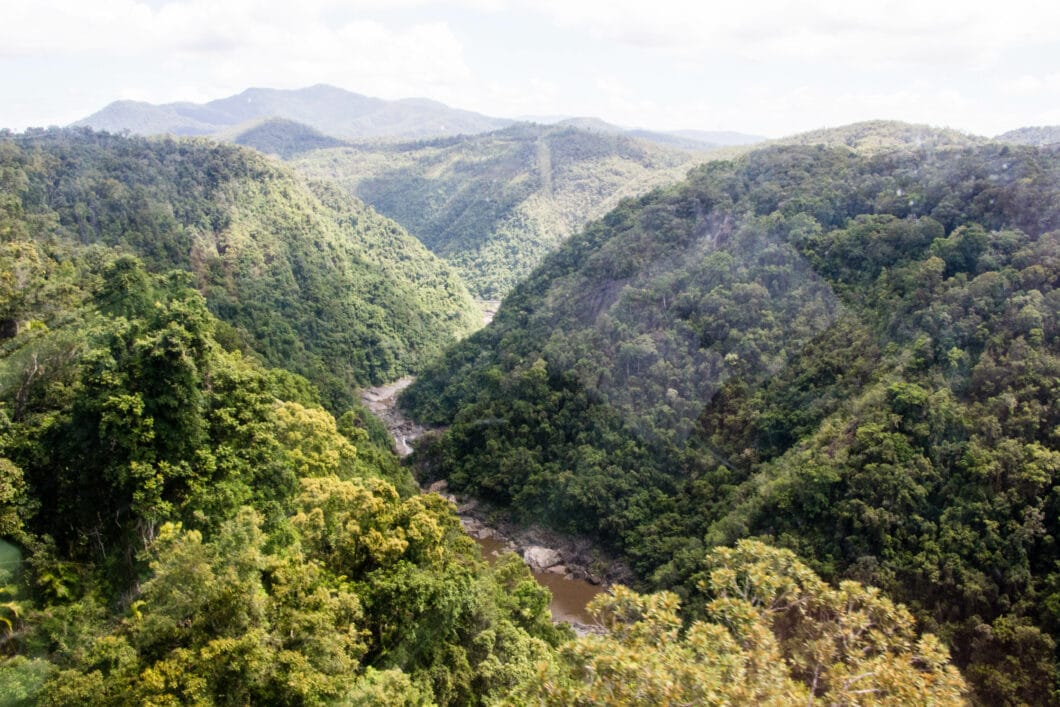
[360,377,425,457]
[523,546,563,571]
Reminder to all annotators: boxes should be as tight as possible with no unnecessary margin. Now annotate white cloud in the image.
[0,0,510,59]
[1003,72,1060,97]
[13,0,1046,67]
[609,81,989,137]
[519,0,1060,68]
[0,0,471,102]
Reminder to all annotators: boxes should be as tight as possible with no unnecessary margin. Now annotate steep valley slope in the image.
[403,132,1060,703]
[0,128,480,410]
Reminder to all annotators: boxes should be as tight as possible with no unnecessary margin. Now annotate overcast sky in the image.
[2,0,1058,137]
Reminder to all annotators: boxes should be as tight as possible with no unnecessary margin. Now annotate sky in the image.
[2,0,1059,138]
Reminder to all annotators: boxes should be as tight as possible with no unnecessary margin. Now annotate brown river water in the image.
[472,535,604,626]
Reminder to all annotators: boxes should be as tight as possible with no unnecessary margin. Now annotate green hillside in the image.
[777,120,986,152]
[996,125,1060,146]
[0,128,480,410]
[293,123,701,298]
[225,117,349,158]
[403,134,1060,702]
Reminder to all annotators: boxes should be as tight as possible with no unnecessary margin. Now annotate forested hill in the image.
[996,125,1060,146]
[225,117,349,158]
[292,123,702,298]
[0,128,480,409]
[776,120,986,152]
[403,137,1060,701]
[696,120,987,163]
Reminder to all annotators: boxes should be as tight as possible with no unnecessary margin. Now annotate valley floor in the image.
[360,375,631,631]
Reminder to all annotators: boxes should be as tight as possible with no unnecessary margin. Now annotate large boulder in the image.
[523,546,562,571]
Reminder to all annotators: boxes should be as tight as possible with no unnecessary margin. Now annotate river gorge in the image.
[361,377,622,633]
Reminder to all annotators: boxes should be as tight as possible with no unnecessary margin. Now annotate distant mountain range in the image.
[69,86,763,300]
[68,86,1060,302]
[60,85,1060,153]
[73,84,513,140]
[72,84,767,149]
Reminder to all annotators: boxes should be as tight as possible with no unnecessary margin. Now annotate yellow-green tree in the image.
[516,540,966,705]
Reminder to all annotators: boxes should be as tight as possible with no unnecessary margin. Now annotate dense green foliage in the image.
[0,244,564,704]
[405,139,1060,702]
[514,540,965,705]
[294,123,697,298]
[0,128,479,410]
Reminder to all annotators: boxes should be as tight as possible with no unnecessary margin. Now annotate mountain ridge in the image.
[71,84,766,149]
[554,116,766,150]
[995,124,1060,146]
[220,117,350,158]
[73,84,513,140]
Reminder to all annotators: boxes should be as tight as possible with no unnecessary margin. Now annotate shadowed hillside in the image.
[403,128,1060,702]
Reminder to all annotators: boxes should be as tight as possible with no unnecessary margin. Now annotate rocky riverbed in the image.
[426,479,631,635]
[431,479,632,587]
[360,377,424,456]
[360,378,631,634]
